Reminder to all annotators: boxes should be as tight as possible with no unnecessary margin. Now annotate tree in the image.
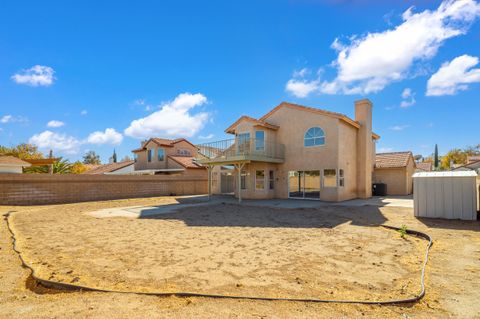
[121,155,132,162]
[83,151,101,165]
[434,144,439,170]
[440,148,467,170]
[24,157,73,174]
[71,161,88,174]
[0,143,44,159]
[112,149,117,163]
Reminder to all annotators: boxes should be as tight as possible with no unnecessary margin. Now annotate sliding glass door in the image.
[288,170,320,199]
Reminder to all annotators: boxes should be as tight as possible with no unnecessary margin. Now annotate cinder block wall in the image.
[0,174,208,205]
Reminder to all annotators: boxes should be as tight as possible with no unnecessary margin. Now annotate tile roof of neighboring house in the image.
[375,152,414,169]
[225,116,280,134]
[452,159,480,171]
[168,155,204,169]
[467,155,480,164]
[83,160,134,174]
[0,155,31,167]
[132,137,196,153]
[416,162,433,172]
[226,101,380,139]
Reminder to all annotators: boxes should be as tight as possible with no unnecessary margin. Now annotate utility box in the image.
[413,171,478,220]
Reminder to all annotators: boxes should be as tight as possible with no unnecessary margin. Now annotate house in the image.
[197,99,379,201]
[83,160,135,175]
[415,162,433,172]
[131,138,206,176]
[0,155,31,173]
[373,152,415,196]
[452,159,480,174]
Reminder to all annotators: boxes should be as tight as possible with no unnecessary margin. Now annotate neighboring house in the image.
[415,161,433,172]
[373,152,415,196]
[83,160,135,175]
[131,138,206,176]
[197,99,380,202]
[0,155,31,173]
[452,159,480,174]
[467,155,480,164]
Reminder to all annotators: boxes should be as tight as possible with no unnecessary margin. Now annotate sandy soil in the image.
[1,196,480,318]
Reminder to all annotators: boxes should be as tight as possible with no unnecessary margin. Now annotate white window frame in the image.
[255,130,265,151]
[304,127,326,148]
[322,169,337,188]
[147,149,152,162]
[255,170,265,190]
[157,148,165,161]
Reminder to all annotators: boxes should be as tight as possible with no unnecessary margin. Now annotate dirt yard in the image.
[1,196,480,318]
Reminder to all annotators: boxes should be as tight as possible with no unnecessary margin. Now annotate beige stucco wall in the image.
[373,157,414,196]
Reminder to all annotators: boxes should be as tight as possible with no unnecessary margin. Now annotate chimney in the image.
[355,99,373,198]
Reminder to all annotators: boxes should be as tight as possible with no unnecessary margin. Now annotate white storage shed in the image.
[413,171,478,220]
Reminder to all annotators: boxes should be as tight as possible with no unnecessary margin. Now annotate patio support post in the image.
[234,162,245,203]
[207,165,213,200]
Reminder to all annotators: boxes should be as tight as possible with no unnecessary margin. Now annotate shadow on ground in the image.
[139,203,388,229]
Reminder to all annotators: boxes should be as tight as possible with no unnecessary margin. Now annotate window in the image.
[269,170,274,190]
[255,130,265,151]
[255,170,265,190]
[339,169,345,187]
[157,148,165,161]
[304,127,325,147]
[147,149,152,162]
[237,132,250,153]
[323,169,337,187]
[134,154,138,163]
[241,170,247,190]
[177,149,191,156]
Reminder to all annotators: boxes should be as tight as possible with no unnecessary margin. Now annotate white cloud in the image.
[285,79,320,98]
[80,110,88,116]
[0,115,28,124]
[400,88,416,108]
[47,120,65,128]
[124,93,209,139]
[87,128,123,145]
[199,133,214,140]
[426,54,480,96]
[29,131,81,154]
[292,68,310,78]
[1,115,12,123]
[11,65,55,87]
[286,0,480,97]
[389,124,410,131]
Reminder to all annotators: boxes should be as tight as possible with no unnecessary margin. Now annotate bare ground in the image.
[1,196,480,318]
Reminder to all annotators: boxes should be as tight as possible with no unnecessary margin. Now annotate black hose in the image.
[3,211,433,305]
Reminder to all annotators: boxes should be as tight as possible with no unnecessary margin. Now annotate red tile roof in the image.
[83,160,134,174]
[375,152,413,169]
[132,137,196,153]
[0,155,31,167]
[416,162,432,172]
[168,156,204,169]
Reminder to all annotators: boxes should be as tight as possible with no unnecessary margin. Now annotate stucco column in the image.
[355,99,373,198]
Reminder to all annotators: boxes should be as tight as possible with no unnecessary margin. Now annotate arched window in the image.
[304,127,325,147]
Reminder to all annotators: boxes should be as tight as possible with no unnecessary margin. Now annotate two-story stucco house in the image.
[197,99,379,202]
[132,138,206,176]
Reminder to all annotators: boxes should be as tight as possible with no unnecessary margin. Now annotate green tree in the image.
[24,157,73,174]
[83,151,101,164]
[112,149,117,163]
[434,144,439,170]
[0,143,44,159]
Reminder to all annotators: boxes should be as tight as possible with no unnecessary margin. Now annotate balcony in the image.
[196,138,285,165]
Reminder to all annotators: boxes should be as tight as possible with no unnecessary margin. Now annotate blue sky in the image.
[1,0,479,162]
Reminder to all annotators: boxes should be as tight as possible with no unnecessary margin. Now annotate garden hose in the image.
[3,211,433,305]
